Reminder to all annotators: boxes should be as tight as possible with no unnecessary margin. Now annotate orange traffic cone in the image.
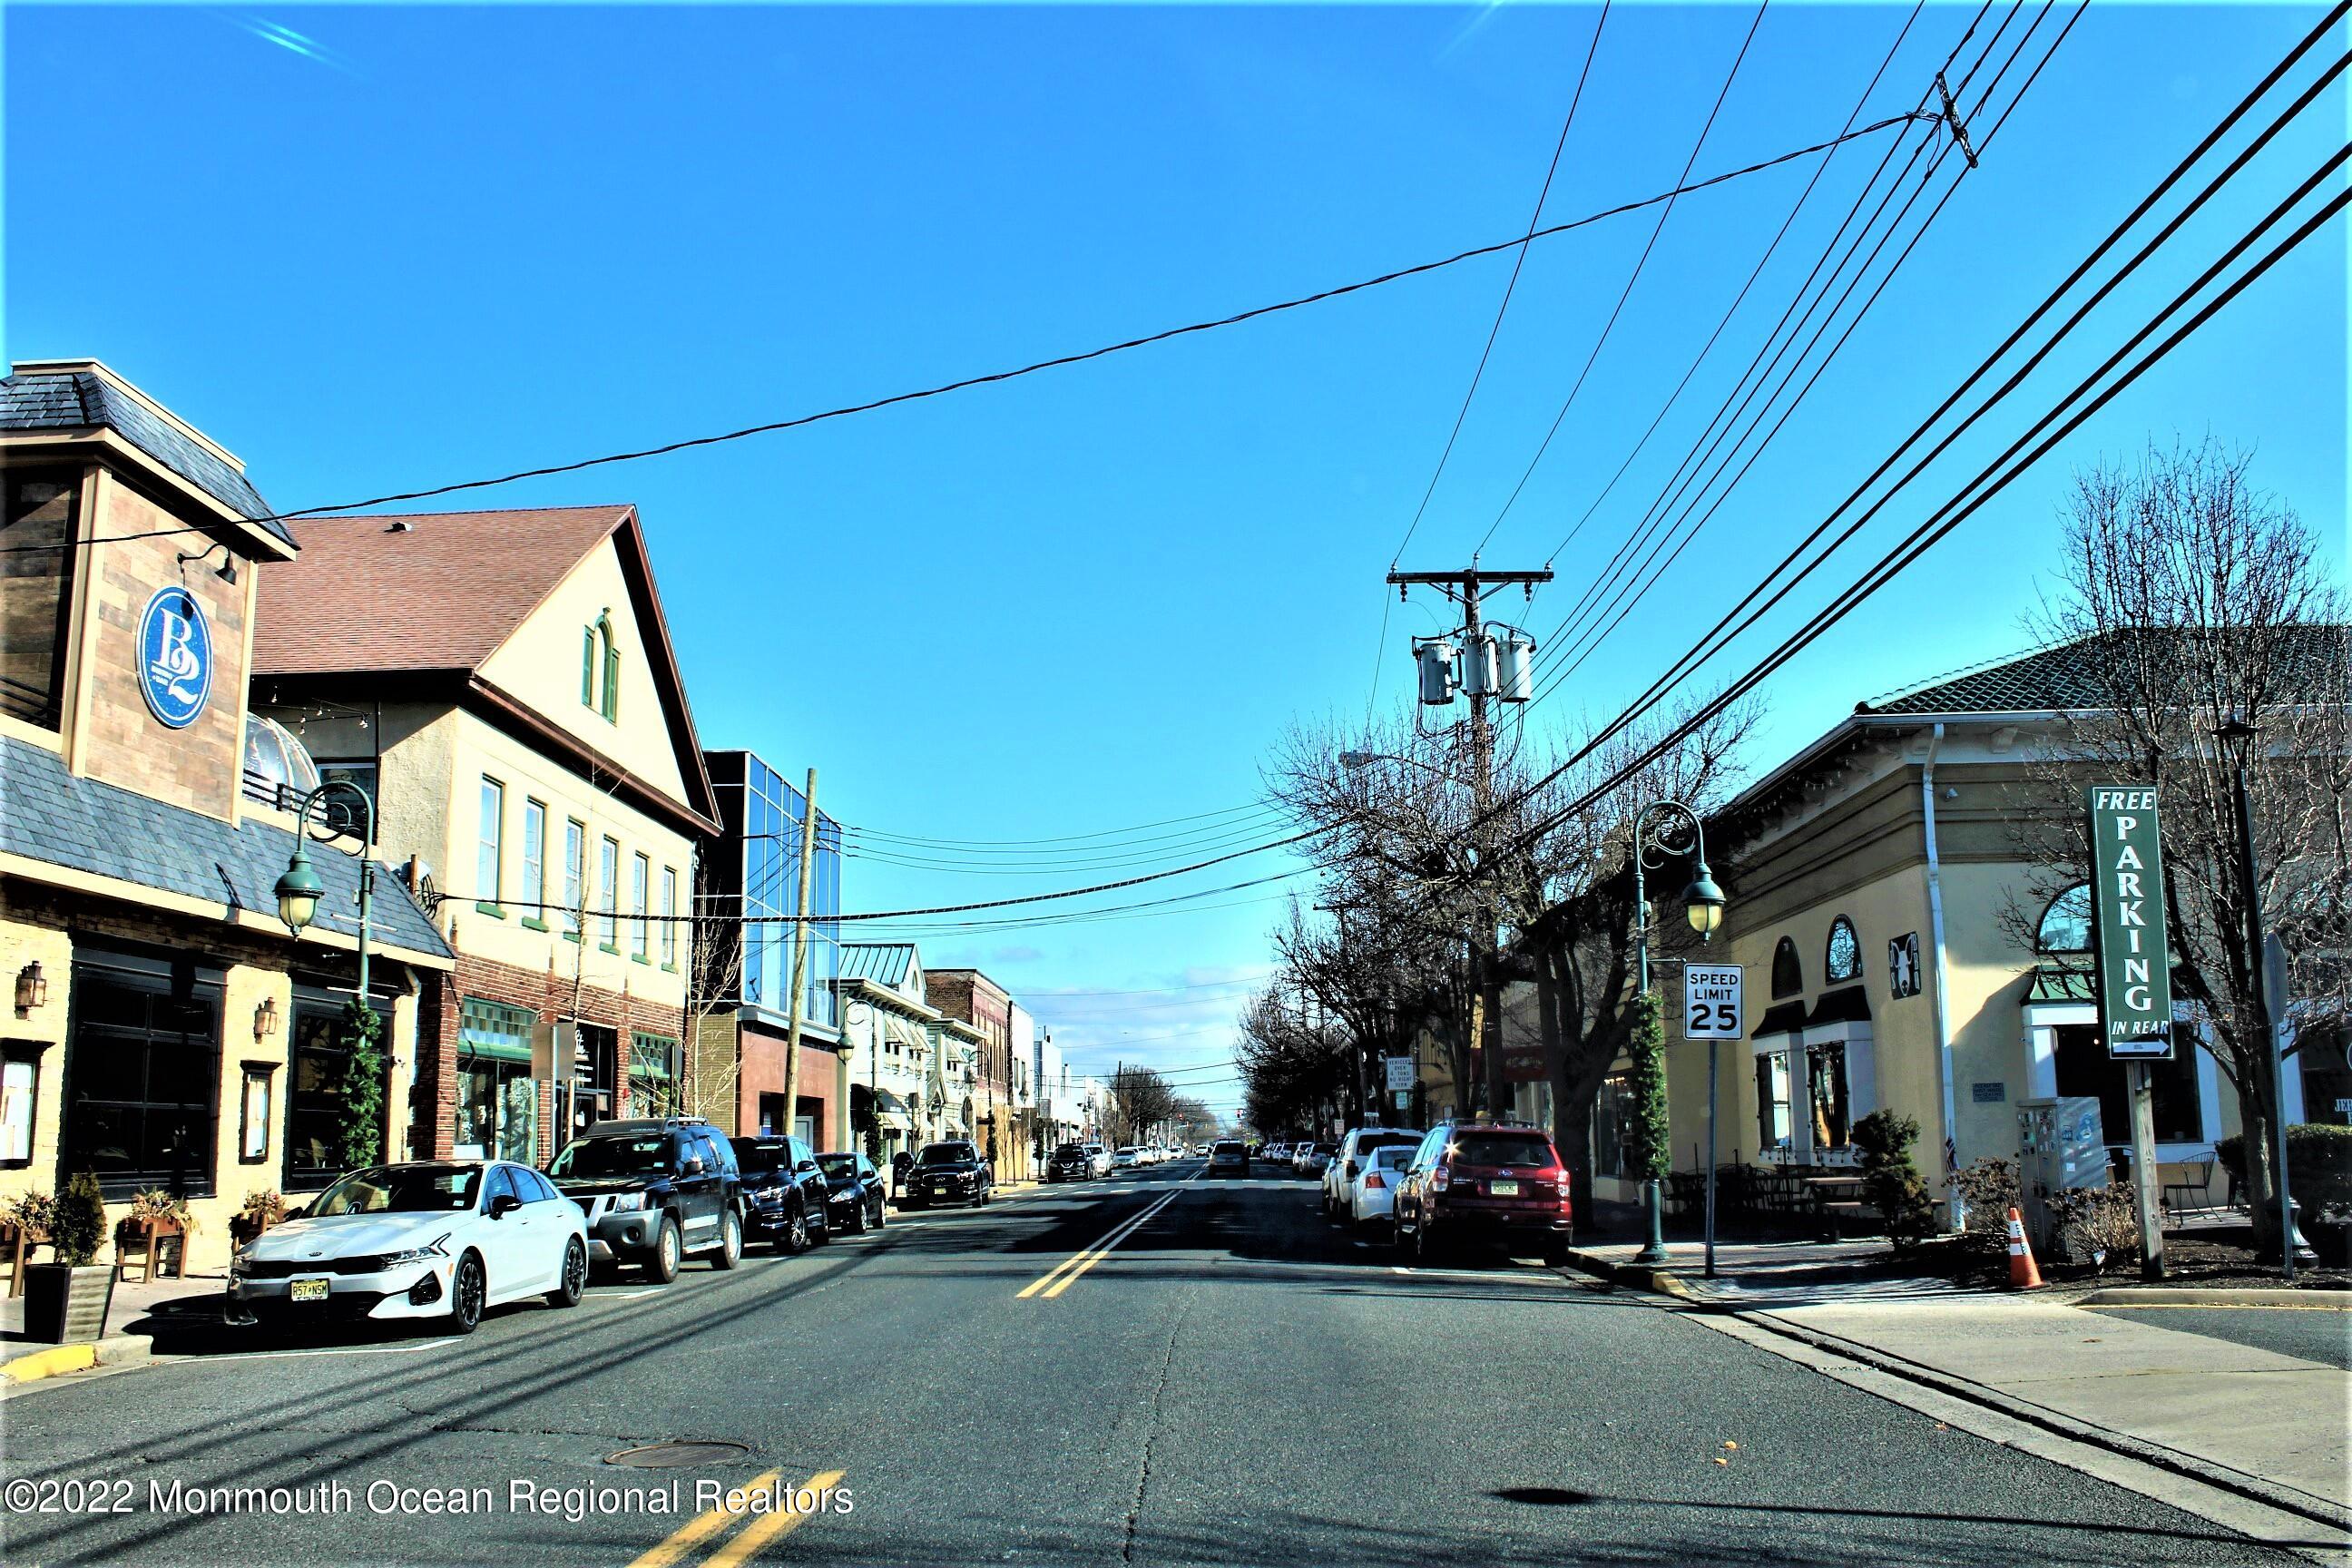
[2005,1206,2044,1290]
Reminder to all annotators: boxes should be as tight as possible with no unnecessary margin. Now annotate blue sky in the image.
[9,3,2344,1112]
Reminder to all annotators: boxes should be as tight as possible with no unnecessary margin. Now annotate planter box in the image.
[22,1263,116,1344]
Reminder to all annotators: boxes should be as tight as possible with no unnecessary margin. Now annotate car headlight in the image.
[377,1235,453,1269]
[605,1191,651,1212]
[755,1185,786,1203]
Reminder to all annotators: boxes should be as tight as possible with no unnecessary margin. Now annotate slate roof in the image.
[0,735,451,961]
[0,364,287,545]
[839,944,917,988]
[252,506,634,675]
[1861,625,2351,716]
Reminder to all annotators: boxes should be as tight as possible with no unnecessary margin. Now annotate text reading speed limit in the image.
[1683,964,1744,1040]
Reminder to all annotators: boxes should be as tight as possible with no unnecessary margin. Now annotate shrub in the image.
[1852,1110,1936,1249]
[1623,994,1670,1182]
[2216,1124,2352,1211]
[51,1171,106,1268]
[2050,1180,2141,1269]
[337,1000,386,1171]
[1952,1157,2022,1241]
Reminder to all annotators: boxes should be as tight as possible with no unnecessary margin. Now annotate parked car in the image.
[1083,1142,1113,1177]
[1323,1127,1424,1218]
[1207,1140,1250,1177]
[547,1116,742,1281]
[1391,1122,1573,1265]
[730,1134,832,1254]
[1263,1142,1290,1164]
[817,1152,887,1233]
[1293,1142,1333,1177]
[903,1140,994,1209]
[1348,1144,1418,1230]
[1112,1146,1142,1169]
[1046,1142,1095,1182]
[228,1161,588,1335]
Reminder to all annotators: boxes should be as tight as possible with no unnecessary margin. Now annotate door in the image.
[475,1165,539,1299]
[672,1133,720,1250]
[522,1167,574,1287]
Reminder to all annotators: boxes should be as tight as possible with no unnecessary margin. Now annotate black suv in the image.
[902,1140,993,1209]
[546,1117,742,1282]
[816,1152,887,1233]
[730,1134,833,1255]
[1045,1142,1093,1182]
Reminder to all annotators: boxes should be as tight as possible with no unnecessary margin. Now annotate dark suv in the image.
[730,1134,832,1255]
[902,1140,993,1210]
[547,1116,742,1282]
[1390,1122,1572,1265]
[1045,1142,1093,1182]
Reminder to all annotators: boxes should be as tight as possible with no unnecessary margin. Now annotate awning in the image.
[1750,999,1805,1057]
[1805,986,1871,1026]
[2028,965,2096,1004]
[882,1013,928,1053]
[875,1088,911,1116]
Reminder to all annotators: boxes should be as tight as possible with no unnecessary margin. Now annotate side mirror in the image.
[285,1206,309,1220]
[488,1192,524,1219]
[796,1160,820,1174]
[681,1156,706,1176]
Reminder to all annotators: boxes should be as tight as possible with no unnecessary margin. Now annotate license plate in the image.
[289,1278,331,1303]
[1489,1180,1521,1197]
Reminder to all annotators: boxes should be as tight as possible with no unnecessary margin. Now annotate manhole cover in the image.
[605,1441,753,1469]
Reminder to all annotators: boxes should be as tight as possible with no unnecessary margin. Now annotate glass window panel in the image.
[0,1057,35,1163]
[563,821,585,936]
[522,800,546,912]
[661,867,678,965]
[1825,918,1861,984]
[476,779,504,903]
[0,470,81,728]
[632,853,651,957]
[600,838,621,946]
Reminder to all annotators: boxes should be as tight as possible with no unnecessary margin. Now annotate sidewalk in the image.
[0,1271,226,1383]
[1562,1234,2352,1524]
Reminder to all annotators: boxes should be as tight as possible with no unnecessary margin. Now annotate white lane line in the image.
[181,1338,460,1365]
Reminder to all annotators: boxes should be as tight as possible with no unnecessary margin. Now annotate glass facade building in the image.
[705,750,841,1033]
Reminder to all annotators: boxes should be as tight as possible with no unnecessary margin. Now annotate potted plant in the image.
[4,1191,54,1291]
[119,1190,195,1279]
[23,1171,113,1343]
[230,1189,288,1246]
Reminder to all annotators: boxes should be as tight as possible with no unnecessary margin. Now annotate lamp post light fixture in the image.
[275,779,380,1018]
[14,961,49,1015]
[1630,798,1726,1269]
[254,996,281,1043]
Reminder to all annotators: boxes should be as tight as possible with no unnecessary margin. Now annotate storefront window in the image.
[64,958,220,1197]
[2053,1023,2204,1144]
[1592,1072,1632,1180]
[1756,1053,1794,1153]
[456,998,538,1162]
[2298,1023,2350,1128]
[1808,1044,1851,1151]
[0,469,81,729]
[630,1034,678,1116]
[285,995,392,1189]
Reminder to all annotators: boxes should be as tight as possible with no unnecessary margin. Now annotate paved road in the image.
[0,1162,2315,1566]
[2088,1302,2352,1370]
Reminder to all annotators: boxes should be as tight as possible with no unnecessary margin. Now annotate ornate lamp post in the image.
[274,781,379,1007]
[1629,799,1727,1268]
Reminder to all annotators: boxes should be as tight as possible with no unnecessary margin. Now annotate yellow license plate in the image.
[1489,1180,1521,1196]
[289,1278,331,1303]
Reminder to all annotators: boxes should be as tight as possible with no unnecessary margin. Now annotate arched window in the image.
[1771,936,1803,998]
[581,611,620,723]
[1825,916,1861,984]
[2037,883,2093,955]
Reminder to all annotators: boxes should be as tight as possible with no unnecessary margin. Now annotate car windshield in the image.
[549,1136,670,1179]
[916,1143,974,1166]
[731,1139,792,1171]
[818,1154,857,1179]
[1053,1144,1085,1158]
[311,1165,482,1216]
[1446,1134,1556,1169]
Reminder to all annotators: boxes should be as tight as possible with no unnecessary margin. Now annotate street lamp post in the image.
[1629,799,1727,1269]
[274,780,379,1007]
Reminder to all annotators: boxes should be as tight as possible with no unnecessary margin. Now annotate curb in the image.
[1555,1246,1710,1305]
[0,1334,152,1387]
[2077,1286,2352,1308]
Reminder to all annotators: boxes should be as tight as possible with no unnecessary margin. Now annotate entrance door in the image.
[571,1024,618,1134]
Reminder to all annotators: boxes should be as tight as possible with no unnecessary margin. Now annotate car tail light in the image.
[1363,1172,1386,1191]
[1428,1166,1451,1193]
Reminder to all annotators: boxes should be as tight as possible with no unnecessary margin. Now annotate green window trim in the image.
[583,612,620,723]
[459,997,537,1064]
[475,902,508,918]
[520,916,549,933]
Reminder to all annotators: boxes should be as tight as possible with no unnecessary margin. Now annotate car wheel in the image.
[1414,1216,1440,1266]
[710,1210,742,1270]
[446,1252,485,1334]
[847,1199,867,1235]
[779,1204,808,1257]
[647,1216,682,1283]
[871,1195,887,1230]
[1542,1239,1570,1268]
[546,1236,587,1308]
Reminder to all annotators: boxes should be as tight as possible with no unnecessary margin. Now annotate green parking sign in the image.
[2085,785,2175,1058]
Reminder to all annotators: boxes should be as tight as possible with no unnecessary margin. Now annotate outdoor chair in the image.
[2162,1156,2216,1216]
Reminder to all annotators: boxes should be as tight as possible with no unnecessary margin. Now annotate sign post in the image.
[1683,963,1744,1279]
[2086,786,2173,1280]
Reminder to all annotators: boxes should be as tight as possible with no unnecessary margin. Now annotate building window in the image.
[0,1050,39,1167]
[632,852,651,959]
[630,1034,678,1116]
[600,838,622,949]
[1771,937,1803,998]
[475,778,505,912]
[2053,1023,2204,1145]
[521,799,547,921]
[2300,1023,2351,1127]
[1825,917,1861,984]
[660,866,678,966]
[1756,1053,1794,1153]
[63,960,220,1197]
[1592,1072,1632,1180]
[563,819,586,937]
[2037,884,2094,955]
[284,997,390,1189]
[583,612,619,722]
[1808,1044,1851,1151]
[0,469,82,729]
[456,998,539,1163]
[239,1065,273,1163]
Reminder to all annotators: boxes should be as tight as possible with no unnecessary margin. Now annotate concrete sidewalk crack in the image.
[1120,1291,1192,1565]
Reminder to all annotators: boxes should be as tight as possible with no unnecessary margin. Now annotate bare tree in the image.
[681,856,747,1128]
[2007,441,2349,1254]
[1109,1063,1179,1147]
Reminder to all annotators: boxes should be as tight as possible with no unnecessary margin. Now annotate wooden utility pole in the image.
[781,768,819,1146]
[1387,562,1551,1119]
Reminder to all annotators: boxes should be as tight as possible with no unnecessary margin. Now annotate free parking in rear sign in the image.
[2086,785,2175,1058]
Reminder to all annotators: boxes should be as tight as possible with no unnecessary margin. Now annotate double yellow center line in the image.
[627,1468,847,1568]
[1016,1185,1188,1299]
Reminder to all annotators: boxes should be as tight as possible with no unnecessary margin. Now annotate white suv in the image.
[1322,1127,1424,1218]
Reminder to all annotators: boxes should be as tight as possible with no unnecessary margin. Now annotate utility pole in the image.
[1388,561,1551,1121]
[781,768,819,1147]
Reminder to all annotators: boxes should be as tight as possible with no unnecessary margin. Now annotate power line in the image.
[839,799,1274,849]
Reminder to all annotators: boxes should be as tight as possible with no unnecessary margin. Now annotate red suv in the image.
[1391,1122,1572,1265]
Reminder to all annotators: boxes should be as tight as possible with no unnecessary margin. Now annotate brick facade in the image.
[926,969,1017,1177]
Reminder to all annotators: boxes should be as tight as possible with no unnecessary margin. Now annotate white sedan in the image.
[1349,1145,1418,1229]
[227,1161,588,1335]
[1112,1147,1142,1169]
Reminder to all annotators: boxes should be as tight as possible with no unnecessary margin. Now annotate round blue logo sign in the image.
[137,585,213,730]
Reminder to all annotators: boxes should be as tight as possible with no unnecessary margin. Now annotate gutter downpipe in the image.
[1922,721,1963,1230]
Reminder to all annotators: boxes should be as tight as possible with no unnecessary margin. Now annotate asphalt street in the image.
[0,1161,2319,1567]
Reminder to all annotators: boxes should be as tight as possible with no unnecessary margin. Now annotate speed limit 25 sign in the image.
[1683,964,1744,1040]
